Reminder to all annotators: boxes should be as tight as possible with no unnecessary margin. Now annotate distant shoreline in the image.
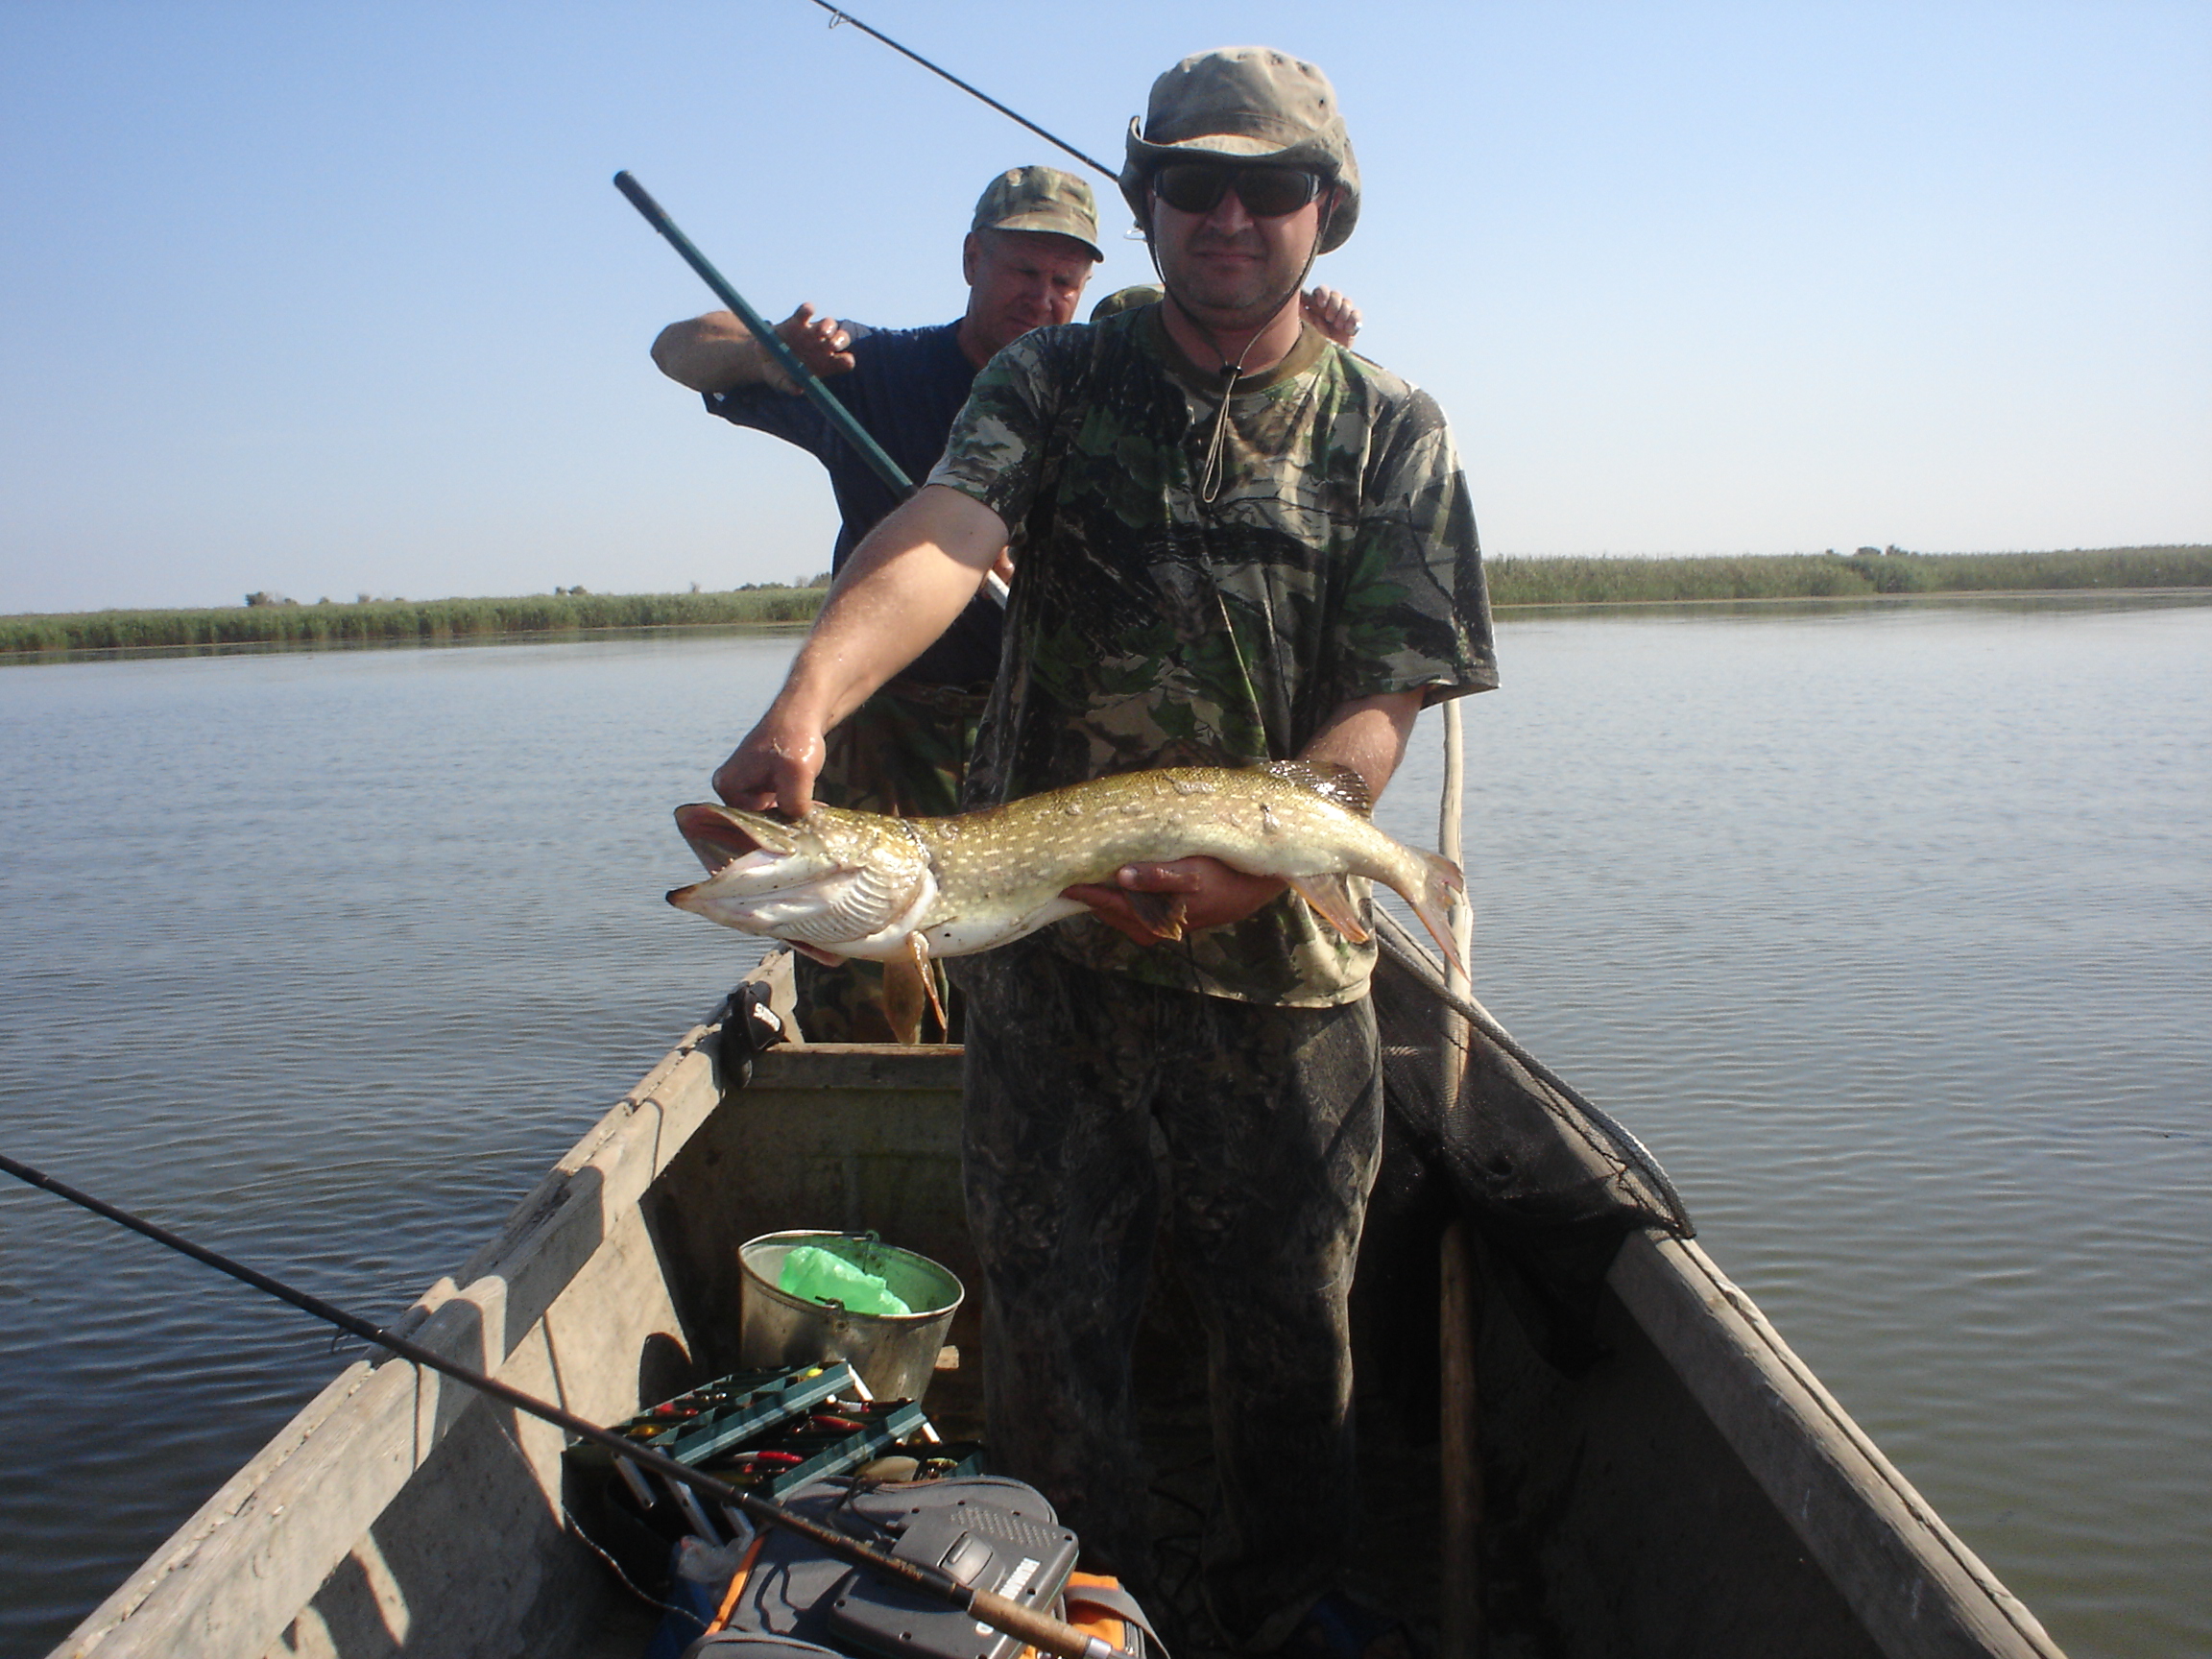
[4,546,2205,662]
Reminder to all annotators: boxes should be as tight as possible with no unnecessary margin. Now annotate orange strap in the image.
[703,1530,771,1636]
[1059,1571,1132,1654]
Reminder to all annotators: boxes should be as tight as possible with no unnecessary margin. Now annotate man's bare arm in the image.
[651,302,855,395]
[1070,689,1427,945]
[1299,688,1423,799]
[711,485,1009,813]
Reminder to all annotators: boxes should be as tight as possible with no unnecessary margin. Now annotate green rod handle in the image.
[614,170,914,498]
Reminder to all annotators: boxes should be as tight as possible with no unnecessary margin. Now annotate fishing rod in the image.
[0,1149,1128,1659]
[615,170,913,500]
[614,170,1009,609]
[805,1,1118,182]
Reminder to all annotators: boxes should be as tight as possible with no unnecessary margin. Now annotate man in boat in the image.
[712,47,1495,1654]
[653,166,1104,1039]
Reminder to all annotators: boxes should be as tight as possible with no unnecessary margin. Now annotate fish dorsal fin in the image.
[1264,758,1374,819]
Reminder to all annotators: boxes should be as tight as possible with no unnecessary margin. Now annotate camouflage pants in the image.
[952,937,1382,1647]
[791,678,985,1044]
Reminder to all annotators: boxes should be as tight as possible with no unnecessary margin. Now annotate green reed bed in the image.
[5,547,2206,659]
[1485,544,2212,606]
[0,587,828,657]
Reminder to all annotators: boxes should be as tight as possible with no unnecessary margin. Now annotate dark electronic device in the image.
[827,1496,1080,1659]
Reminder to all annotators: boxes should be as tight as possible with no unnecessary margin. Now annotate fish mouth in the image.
[673,802,789,875]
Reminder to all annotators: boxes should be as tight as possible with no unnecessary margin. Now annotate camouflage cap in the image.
[1088,283,1164,322]
[1120,47,1360,252]
[972,166,1104,262]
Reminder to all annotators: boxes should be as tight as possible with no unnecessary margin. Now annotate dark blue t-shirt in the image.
[706,319,999,688]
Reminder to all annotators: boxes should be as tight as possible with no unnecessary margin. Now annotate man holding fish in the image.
[706,47,1496,1657]
[654,173,1363,1041]
[655,165,1105,1040]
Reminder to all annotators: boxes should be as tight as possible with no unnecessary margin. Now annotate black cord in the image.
[563,1506,709,1629]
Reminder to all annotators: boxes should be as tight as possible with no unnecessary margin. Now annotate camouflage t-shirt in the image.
[926,304,1498,1007]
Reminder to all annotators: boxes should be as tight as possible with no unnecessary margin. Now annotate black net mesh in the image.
[1357,909,1693,1377]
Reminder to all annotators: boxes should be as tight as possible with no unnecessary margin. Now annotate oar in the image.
[0,1150,1128,1659]
[613,170,1009,608]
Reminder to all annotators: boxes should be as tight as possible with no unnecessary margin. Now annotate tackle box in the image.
[564,1362,974,1581]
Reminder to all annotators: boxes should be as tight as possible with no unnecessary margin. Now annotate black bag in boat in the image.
[682,1475,1080,1659]
[683,1633,848,1659]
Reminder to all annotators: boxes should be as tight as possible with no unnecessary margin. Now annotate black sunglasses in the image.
[1150,162,1326,219]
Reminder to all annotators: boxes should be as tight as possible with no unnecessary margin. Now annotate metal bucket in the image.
[736,1230,964,1405]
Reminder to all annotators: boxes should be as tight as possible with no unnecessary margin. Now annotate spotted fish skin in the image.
[668,761,1465,965]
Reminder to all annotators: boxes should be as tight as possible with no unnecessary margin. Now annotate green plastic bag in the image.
[778,1244,912,1317]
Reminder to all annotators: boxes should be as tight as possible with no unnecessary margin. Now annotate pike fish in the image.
[667,761,1464,971]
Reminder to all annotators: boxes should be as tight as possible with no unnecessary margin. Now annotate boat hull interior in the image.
[55,954,2060,1659]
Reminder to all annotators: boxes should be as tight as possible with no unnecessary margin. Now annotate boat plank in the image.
[59,1027,729,1659]
[642,1040,974,1389]
[1610,1232,2065,1659]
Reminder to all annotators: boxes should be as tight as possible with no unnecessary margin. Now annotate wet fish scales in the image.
[667,762,1464,966]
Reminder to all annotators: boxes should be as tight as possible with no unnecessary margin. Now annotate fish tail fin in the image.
[1405,850,1467,964]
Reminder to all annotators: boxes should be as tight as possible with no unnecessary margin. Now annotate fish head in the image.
[666,802,937,958]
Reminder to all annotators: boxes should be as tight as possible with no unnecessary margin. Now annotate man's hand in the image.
[1302,286,1362,348]
[762,302,855,393]
[704,486,1011,815]
[1064,688,1423,947]
[651,303,854,394]
[711,712,829,815]
[1065,857,1286,947]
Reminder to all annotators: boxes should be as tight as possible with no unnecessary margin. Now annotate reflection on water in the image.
[1,598,2206,1656]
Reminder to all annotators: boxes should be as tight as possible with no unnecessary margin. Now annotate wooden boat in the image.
[50,926,2065,1659]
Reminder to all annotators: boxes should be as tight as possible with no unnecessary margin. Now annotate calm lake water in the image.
[1,597,2205,1657]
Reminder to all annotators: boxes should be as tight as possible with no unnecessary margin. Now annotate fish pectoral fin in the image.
[880,948,930,1046]
[1122,890,1190,942]
[906,933,949,1036]
[1287,874,1372,943]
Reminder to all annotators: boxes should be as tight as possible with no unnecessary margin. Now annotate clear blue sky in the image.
[2,1,2206,613]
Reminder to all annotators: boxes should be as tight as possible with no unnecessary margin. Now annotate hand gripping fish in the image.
[667,761,1465,990]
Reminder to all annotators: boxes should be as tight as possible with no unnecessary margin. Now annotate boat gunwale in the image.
[53,1019,730,1659]
[1610,1231,2065,1658]
[55,995,2064,1659]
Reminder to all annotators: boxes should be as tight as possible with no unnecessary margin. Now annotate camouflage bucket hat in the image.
[1120,46,1360,252]
[973,166,1104,262]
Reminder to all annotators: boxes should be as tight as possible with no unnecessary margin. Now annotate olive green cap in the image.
[1120,46,1360,252]
[972,166,1104,262]
[1089,283,1164,322]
